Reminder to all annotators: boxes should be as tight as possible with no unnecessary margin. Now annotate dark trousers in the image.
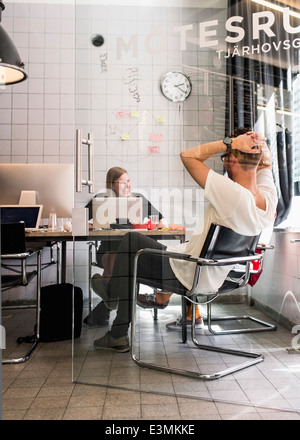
[108,232,184,337]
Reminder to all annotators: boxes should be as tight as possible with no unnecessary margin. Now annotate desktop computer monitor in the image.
[0,163,74,219]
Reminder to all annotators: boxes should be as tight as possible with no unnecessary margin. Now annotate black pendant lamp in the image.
[0,2,27,85]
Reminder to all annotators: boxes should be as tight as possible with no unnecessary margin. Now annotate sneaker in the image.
[166,305,204,329]
[93,331,130,353]
[175,314,204,327]
[137,292,170,309]
[166,315,204,330]
[83,301,110,327]
[91,274,118,310]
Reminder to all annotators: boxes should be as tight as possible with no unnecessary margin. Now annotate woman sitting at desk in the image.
[84,166,164,327]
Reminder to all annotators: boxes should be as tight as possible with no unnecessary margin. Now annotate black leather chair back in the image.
[201,223,260,260]
[1,222,27,255]
[202,224,260,294]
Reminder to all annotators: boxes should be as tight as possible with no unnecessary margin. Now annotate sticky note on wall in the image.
[116,110,130,119]
[147,145,160,154]
[121,134,130,141]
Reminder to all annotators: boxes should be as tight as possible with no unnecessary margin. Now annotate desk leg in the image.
[61,242,66,283]
[36,250,41,340]
[181,296,187,343]
[56,242,61,284]
[88,242,93,313]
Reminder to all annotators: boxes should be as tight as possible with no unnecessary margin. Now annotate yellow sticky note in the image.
[131,110,139,118]
[157,116,165,124]
[121,134,130,141]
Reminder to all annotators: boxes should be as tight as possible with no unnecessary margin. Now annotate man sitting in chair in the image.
[91,128,278,352]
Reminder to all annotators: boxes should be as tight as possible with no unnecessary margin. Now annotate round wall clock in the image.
[160,71,192,102]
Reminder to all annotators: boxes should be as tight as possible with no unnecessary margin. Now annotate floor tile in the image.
[2,303,300,420]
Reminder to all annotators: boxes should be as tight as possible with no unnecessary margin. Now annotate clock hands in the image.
[175,83,187,93]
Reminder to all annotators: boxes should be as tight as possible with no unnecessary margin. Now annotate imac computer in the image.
[0,163,74,219]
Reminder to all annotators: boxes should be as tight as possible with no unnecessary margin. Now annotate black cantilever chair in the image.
[131,223,274,380]
[1,222,42,364]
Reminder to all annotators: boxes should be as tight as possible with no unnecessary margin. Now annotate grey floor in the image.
[2,300,300,420]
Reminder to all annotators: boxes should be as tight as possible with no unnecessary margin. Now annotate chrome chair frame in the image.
[131,224,268,380]
[203,243,276,335]
[1,223,42,364]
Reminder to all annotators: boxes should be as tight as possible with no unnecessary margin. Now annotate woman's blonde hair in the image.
[106,167,128,190]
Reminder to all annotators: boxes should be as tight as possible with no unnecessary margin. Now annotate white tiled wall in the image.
[1,1,228,301]
[72,2,227,296]
[73,3,227,225]
[1,1,226,225]
[0,2,76,165]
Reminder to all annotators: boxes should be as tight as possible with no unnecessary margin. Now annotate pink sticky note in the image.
[116,110,130,119]
[150,133,163,142]
[147,145,160,154]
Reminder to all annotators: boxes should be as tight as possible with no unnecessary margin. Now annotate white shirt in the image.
[167,168,278,294]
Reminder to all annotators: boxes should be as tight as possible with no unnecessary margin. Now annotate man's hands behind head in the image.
[232,131,266,154]
[232,131,272,169]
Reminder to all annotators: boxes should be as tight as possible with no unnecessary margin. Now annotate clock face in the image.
[161,71,192,102]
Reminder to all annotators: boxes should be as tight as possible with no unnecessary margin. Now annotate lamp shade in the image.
[0,24,27,85]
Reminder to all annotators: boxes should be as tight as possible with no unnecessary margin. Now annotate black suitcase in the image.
[38,283,83,342]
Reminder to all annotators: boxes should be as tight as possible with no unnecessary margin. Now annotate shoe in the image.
[91,274,118,310]
[166,305,204,329]
[186,304,203,325]
[175,314,204,327]
[137,292,169,309]
[166,315,204,329]
[93,331,130,353]
[83,301,110,327]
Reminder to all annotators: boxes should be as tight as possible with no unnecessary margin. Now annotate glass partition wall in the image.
[72,0,230,391]
[72,0,300,403]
